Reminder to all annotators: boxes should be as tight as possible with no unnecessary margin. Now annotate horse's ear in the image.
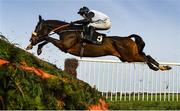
[39,15,43,22]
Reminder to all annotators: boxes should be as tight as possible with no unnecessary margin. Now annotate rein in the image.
[50,24,70,33]
[32,24,83,38]
[49,19,81,33]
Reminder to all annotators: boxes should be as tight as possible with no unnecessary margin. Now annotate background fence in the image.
[77,58,180,101]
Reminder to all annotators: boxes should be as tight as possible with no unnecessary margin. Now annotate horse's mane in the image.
[45,20,69,25]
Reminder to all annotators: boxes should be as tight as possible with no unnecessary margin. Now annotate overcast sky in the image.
[0,0,180,69]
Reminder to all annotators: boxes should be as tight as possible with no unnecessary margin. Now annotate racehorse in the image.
[26,15,171,71]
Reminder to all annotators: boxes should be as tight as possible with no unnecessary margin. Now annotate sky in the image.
[0,0,180,69]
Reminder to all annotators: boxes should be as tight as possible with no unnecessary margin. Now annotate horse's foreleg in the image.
[37,41,48,55]
[45,37,68,52]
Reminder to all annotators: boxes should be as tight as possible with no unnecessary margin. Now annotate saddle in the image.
[79,25,106,57]
[81,26,106,45]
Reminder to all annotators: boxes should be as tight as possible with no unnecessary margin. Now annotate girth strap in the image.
[80,42,86,58]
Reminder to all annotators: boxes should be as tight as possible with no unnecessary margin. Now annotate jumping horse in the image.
[26,15,171,71]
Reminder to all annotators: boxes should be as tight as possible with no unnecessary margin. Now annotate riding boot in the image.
[83,26,89,39]
[87,26,94,42]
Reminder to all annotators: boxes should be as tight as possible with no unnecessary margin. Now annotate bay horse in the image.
[26,15,171,71]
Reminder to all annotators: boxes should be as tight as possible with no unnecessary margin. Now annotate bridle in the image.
[32,22,84,38]
[31,23,71,38]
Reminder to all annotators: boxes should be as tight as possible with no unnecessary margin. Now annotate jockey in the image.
[72,6,111,43]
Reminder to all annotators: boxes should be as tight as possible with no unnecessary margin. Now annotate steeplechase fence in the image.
[77,58,180,101]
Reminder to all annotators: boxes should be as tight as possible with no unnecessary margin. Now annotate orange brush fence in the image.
[0,59,108,110]
[88,99,108,110]
[0,59,54,79]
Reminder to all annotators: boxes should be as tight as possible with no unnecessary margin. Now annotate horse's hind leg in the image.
[147,55,172,70]
[135,53,159,71]
[146,61,159,71]
[146,55,171,71]
[146,55,159,67]
[37,41,48,55]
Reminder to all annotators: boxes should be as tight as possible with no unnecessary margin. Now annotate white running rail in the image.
[77,58,180,101]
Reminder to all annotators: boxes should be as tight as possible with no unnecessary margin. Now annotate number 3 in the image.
[97,35,103,42]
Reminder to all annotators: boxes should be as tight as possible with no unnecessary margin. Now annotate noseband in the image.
[31,31,48,40]
[32,31,37,36]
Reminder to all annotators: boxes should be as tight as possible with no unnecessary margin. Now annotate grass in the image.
[107,100,180,110]
[105,93,180,110]
[104,93,180,101]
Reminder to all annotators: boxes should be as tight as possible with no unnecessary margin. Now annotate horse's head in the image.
[26,15,50,50]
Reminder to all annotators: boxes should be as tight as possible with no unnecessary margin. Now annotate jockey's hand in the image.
[73,19,90,25]
[83,18,91,23]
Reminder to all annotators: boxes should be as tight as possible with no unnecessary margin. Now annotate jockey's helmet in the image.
[78,6,89,15]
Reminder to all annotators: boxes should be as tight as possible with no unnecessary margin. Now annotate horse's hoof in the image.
[164,65,172,70]
[37,49,42,55]
[159,65,172,71]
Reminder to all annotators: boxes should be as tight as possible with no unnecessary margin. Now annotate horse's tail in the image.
[129,34,145,54]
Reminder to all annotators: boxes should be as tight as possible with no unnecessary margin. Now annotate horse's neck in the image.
[46,20,68,29]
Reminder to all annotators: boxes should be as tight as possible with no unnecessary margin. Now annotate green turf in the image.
[105,93,180,110]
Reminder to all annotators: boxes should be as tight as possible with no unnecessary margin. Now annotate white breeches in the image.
[88,18,111,30]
